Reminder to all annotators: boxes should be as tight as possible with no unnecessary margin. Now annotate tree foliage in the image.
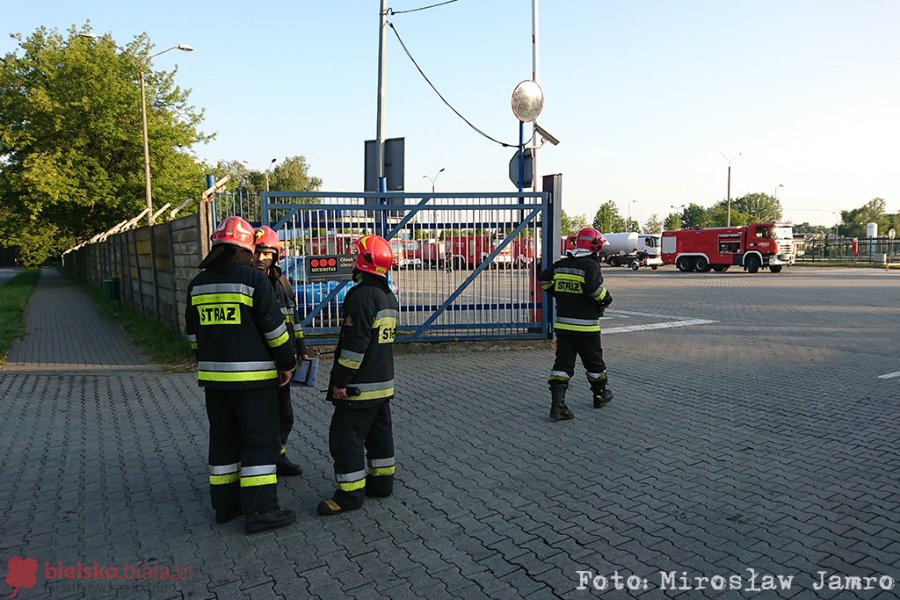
[838,198,895,237]
[0,24,210,266]
[592,201,625,234]
[643,214,663,234]
[680,203,709,229]
[215,156,323,196]
[663,212,682,231]
[559,210,588,236]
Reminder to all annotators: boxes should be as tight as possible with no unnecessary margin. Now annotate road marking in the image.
[603,318,717,335]
[877,371,900,379]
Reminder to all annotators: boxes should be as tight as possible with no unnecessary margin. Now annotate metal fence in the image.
[212,190,556,345]
[795,236,897,264]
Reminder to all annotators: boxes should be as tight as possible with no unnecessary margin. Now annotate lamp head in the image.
[177,44,193,52]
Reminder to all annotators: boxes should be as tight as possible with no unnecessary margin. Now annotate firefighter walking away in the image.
[254,225,308,477]
[186,216,298,533]
[538,227,615,420]
[319,234,400,516]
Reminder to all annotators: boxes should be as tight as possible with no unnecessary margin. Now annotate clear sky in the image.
[3,0,899,229]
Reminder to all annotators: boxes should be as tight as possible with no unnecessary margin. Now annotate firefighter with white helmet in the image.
[185,216,297,533]
[318,234,400,516]
[253,225,308,477]
[538,226,614,420]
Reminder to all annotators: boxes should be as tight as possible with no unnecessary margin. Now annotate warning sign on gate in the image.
[306,254,355,282]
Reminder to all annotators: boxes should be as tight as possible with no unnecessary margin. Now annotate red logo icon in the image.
[5,557,38,599]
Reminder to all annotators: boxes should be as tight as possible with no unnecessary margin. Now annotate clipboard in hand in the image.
[291,358,318,387]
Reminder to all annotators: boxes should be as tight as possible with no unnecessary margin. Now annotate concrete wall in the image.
[63,202,213,335]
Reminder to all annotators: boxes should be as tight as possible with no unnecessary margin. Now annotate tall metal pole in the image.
[726,164,732,227]
[376,0,387,194]
[139,64,153,226]
[531,0,539,193]
[718,151,740,227]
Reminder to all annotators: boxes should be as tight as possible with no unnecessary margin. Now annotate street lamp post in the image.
[717,151,741,227]
[265,158,277,192]
[628,200,638,231]
[773,184,783,220]
[82,34,192,226]
[423,168,445,194]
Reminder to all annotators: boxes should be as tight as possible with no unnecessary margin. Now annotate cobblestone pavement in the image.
[1,267,898,599]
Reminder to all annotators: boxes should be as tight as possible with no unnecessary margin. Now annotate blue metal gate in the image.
[213,191,554,345]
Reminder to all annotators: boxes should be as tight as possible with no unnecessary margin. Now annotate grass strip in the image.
[0,269,41,364]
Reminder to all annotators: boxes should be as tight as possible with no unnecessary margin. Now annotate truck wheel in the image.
[770,265,783,273]
[712,265,729,272]
[630,261,640,271]
[745,255,761,273]
[694,256,711,272]
[676,256,694,272]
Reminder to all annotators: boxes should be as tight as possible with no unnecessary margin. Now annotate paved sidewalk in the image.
[3,269,158,372]
[1,267,898,599]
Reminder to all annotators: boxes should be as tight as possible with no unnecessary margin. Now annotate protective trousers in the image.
[277,384,294,454]
[328,400,395,509]
[549,332,609,393]
[205,387,281,515]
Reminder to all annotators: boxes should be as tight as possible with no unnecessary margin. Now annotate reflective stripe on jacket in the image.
[537,254,608,335]
[329,274,399,402]
[186,264,296,389]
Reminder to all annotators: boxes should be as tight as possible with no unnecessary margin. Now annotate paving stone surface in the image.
[1,267,898,599]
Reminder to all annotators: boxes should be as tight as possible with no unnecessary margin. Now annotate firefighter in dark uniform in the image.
[185,216,298,533]
[538,227,615,421]
[318,234,400,516]
[253,225,308,477]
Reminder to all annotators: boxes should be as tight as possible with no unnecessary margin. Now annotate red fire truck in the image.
[445,234,512,269]
[661,222,795,273]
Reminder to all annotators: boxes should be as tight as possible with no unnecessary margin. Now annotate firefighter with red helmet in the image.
[185,216,298,533]
[318,234,400,516]
[537,226,614,420]
[253,225,308,477]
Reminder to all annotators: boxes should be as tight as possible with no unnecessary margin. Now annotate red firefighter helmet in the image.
[574,227,608,253]
[253,225,283,260]
[353,235,393,278]
[210,216,256,252]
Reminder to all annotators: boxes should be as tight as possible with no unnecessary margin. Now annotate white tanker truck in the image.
[600,232,663,270]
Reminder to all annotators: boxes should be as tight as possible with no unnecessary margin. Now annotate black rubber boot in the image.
[277,454,303,477]
[549,385,574,421]
[591,384,614,409]
[214,503,242,524]
[244,508,296,534]
[317,491,364,516]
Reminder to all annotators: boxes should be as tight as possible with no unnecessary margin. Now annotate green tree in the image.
[707,202,751,227]
[0,24,210,266]
[560,210,588,235]
[731,192,783,222]
[643,214,663,234]
[840,198,889,238]
[681,203,710,229]
[663,212,682,231]
[271,156,323,193]
[592,201,625,233]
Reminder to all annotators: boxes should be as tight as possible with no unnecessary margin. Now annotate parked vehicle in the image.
[600,232,663,270]
[389,238,423,269]
[280,255,351,313]
[445,234,512,269]
[661,222,795,273]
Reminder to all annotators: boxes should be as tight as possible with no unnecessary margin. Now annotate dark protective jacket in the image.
[268,265,308,357]
[328,273,399,402]
[186,263,297,389]
[537,253,612,334]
